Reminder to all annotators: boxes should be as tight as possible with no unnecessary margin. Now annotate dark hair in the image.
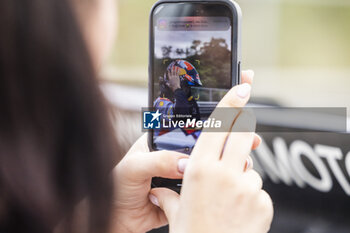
[0,0,119,233]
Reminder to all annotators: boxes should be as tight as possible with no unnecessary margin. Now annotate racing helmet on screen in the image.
[166,60,202,87]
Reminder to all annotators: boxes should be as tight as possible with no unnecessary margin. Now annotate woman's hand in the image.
[111,135,189,233]
[150,71,274,233]
[111,70,265,233]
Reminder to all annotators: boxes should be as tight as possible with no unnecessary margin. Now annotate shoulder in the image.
[154,97,173,107]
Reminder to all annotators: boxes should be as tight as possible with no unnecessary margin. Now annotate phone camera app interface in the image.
[152,4,233,153]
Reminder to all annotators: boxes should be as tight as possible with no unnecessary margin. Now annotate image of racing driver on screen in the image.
[155,60,202,121]
[153,60,203,151]
[152,16,232,151]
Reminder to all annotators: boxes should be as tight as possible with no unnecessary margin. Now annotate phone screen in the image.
[151,3,236,154]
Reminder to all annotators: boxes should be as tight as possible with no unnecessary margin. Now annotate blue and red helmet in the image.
[166,60,202,87]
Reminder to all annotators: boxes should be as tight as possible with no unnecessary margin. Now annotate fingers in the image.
[241,70,254,85]
[149,188,180,225]
[258,189,274,231]
[175,66,180,76]
[171,65,179,77]
[221,110,256,171]
[118,150,189,182]
[171,66,175,77]
[217,83,251,108]
[168,66,180,80]
[191,83,252,162]
[167,71,170,81]
[168,66,174,79]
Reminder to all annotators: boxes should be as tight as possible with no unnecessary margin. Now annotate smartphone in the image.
[148,0,242,190]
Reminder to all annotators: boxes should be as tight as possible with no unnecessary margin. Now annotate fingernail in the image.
[149,194,159,207]
[236,83,251,99]
[177,158,189,173]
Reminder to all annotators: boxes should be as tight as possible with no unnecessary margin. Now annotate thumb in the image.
[117,150,189,183]
[150,188,180,225]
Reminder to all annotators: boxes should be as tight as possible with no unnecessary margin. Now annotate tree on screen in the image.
[156,38,231,89]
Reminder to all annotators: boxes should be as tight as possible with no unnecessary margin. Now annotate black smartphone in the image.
[148,0,242,190]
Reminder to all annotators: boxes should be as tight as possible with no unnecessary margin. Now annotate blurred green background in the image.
[103,0,350,109]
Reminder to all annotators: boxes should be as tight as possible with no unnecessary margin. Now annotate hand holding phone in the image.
[149,75,273,233]
[112,71,263,233]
